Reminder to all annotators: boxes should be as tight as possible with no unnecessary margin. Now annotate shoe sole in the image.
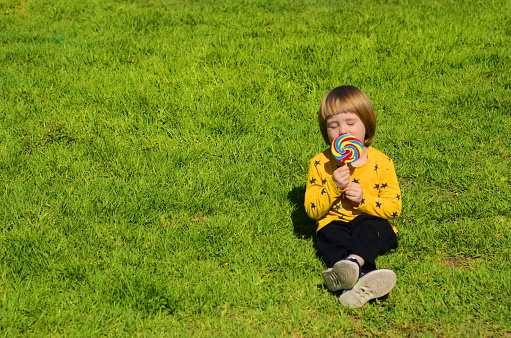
[339,269,396,308]
[322,260,359,291]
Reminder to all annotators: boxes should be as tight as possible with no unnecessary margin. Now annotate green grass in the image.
[1,0,511,336]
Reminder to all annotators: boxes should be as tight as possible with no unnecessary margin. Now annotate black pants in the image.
[313,215,398,272]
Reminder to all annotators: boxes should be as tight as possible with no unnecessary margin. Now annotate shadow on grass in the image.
[287,185,316,239]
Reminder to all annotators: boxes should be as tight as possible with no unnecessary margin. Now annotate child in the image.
[304,85,402,308]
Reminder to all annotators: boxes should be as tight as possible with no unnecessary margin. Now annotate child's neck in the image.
[349,146,369,167]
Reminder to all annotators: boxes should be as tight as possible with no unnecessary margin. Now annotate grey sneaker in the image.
[322,259,359,291]
[339,269,396,308]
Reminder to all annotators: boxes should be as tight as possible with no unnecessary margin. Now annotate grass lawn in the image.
[1,0,511,336]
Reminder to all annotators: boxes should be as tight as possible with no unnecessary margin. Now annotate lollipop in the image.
[331,134,363,164]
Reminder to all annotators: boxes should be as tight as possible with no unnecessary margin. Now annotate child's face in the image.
[326,112,366,145]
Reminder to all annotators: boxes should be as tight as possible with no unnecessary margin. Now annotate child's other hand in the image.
[345,182,363,205]
[332,165,350,190]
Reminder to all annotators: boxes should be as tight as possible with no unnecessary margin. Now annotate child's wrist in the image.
[328,178,345,193]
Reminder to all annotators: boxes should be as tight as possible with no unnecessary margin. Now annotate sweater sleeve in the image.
[304,157,343,220]
[354,158,402,220]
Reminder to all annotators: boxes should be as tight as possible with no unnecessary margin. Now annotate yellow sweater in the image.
[305,147,402,232]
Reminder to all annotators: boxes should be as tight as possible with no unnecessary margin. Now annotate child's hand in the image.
[332,165,350,190]
[345,182,363,205]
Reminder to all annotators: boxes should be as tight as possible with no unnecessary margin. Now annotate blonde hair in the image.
[318,86,376,146]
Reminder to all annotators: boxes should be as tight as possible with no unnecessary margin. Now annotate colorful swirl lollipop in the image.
[331,134,363,164]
